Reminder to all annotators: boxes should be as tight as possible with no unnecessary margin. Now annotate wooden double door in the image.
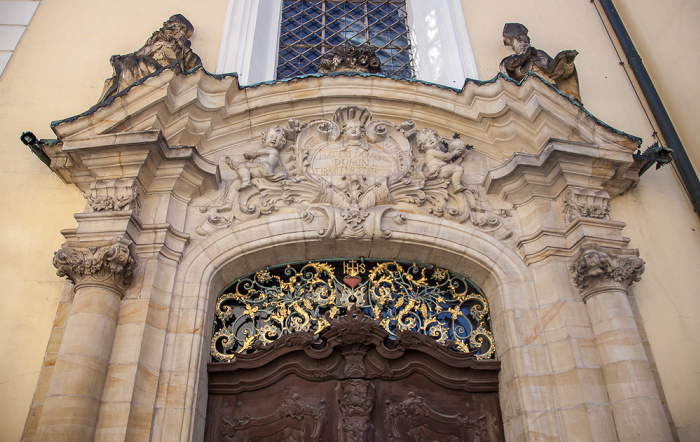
[205,310,504,441]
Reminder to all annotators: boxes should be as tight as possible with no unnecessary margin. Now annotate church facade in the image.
[1,1,698,441]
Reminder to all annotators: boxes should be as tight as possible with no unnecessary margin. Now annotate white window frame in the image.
[216,0,478,87]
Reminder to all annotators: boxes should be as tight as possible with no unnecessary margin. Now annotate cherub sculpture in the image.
[416,129,467,192]
[234,125,289,189]
[98,14,201,103]
[499,23,581,103]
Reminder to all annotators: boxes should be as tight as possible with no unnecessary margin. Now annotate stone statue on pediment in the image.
[98,14,202,103]
[500,23,581,103]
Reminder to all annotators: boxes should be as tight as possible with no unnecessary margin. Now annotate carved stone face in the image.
[417,131,440,152]
[263,128,285,149]
[343,120,364,142]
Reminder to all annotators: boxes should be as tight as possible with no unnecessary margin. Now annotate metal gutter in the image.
[597,0,700,215]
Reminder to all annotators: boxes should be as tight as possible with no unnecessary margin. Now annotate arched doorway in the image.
[205,259,505,441]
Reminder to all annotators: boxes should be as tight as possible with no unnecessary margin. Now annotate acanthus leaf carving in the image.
[53,239,137,290]
[194,106,512,240]
[569,247,645,297]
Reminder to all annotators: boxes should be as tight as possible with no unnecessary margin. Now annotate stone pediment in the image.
[43,68,644,245]
[50,67,640,168]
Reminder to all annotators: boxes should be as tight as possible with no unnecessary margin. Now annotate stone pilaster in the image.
[36,239,136,441]
[570,245,673,441]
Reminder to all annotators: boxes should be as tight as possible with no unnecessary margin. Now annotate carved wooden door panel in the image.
[206,310,504,441]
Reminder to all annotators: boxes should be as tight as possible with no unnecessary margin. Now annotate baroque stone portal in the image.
[194,106,511,240]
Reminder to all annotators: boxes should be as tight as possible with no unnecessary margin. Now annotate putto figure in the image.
[416,129,467,192]
[499,23,581,103]
[98,14,201,103]
[235,125,289,189]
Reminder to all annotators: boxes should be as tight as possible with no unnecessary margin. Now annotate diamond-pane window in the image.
[277,0,414,79]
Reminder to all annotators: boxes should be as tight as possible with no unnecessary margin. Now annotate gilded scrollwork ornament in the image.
[210,260,496,363]
[53,240,137,290]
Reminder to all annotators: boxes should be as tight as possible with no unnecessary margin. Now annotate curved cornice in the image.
[50,67,640,167]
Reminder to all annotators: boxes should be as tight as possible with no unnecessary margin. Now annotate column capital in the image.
[53,238,137,292]
[569,245,644,300]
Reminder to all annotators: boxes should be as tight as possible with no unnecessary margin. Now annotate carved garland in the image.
[211,260,496,362]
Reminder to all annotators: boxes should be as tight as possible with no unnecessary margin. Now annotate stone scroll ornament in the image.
[195,106,511,240]
[98,14,201,103]
[500,23,581,103]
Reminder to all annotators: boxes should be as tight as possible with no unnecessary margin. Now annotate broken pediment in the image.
[50,67,640,169]
[41,67,644,246]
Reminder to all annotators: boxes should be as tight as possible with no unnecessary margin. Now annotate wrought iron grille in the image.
[211,260,495,362]
[277,0,414,79]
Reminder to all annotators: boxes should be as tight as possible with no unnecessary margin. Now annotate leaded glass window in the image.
[211,259,496,363]
[277,0,414,79]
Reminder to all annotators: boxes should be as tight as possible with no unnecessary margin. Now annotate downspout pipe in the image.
[598,0,700,216]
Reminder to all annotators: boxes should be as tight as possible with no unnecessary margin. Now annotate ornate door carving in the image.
[206,308,504,441]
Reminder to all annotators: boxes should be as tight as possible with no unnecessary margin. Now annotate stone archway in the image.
[152,214,534,441]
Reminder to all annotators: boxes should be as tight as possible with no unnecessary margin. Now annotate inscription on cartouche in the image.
[311,147,396,178]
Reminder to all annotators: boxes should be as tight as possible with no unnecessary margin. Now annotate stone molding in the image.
[49,72,640,165]
[569,245,644,300]
[53,239,137,290]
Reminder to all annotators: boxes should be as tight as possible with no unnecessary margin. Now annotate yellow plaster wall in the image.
[463,1,700,439]
[614,0,700,172]
[0,1,228,441]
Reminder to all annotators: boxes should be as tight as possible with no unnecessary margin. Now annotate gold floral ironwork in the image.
[211,260,495,362]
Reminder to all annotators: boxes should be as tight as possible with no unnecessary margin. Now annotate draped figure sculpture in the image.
[98,14,201,103]
[499,23,581,103]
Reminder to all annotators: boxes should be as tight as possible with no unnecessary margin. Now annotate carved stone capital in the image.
[53,239,137,291]
[569,246,644,300]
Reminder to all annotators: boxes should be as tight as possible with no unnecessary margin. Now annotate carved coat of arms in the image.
[194,106,511,240]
